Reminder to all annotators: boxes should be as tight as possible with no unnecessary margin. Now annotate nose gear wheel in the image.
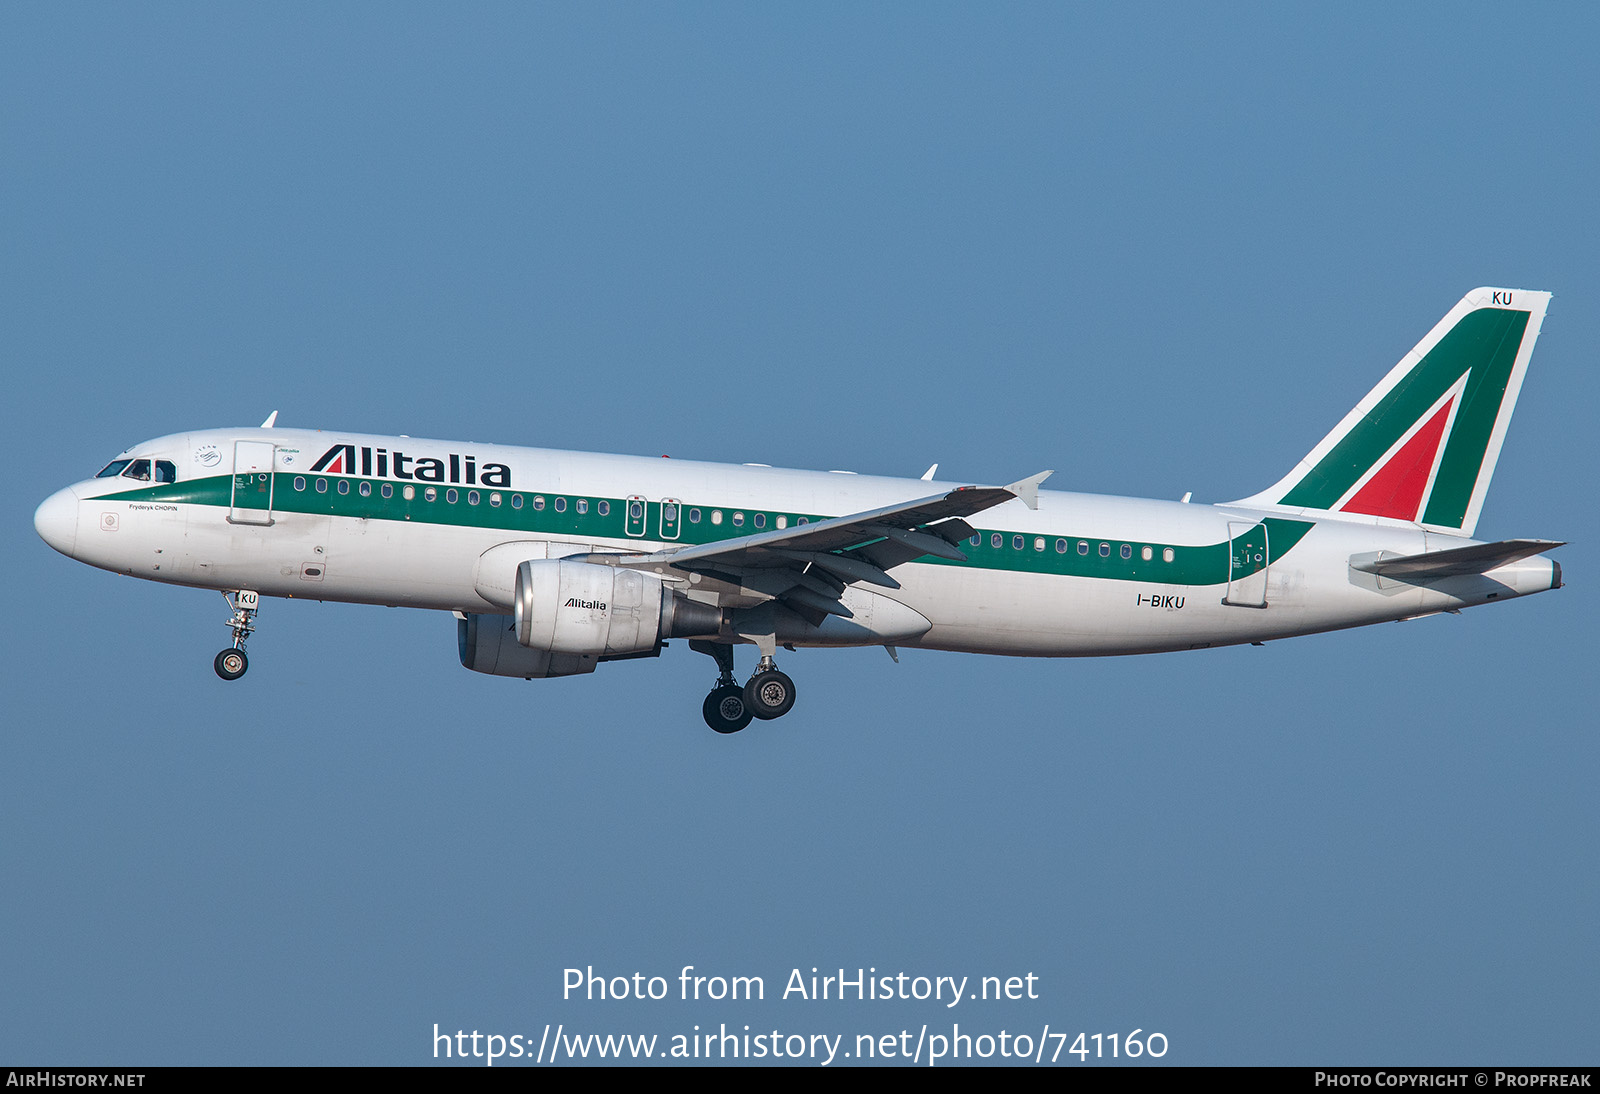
[214,590,259,681]
[214,647,248,680]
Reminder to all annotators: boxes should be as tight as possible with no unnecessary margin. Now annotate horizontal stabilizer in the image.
[1350,539,1563,580]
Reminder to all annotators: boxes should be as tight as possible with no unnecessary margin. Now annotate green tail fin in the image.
[1232,288,1550,537]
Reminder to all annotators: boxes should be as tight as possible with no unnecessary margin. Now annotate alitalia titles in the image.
[309,443,511,487]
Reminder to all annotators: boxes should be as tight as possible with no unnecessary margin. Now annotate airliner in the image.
[35,287,1563,732]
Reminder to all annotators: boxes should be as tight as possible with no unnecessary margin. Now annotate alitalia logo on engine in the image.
[309,443,511,487]
[564,598,606,610]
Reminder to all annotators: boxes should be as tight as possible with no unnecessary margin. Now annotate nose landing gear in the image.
[214,590,259,681]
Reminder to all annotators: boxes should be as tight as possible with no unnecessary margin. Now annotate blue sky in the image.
[4,4,1595,1065]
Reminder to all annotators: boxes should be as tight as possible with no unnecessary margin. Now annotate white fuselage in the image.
[34,426,1560,659]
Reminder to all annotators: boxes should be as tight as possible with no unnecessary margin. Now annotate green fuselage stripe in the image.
[105,473,1313,587]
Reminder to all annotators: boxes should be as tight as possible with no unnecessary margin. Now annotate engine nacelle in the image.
[457,612,598,679]
[513,559,722,656]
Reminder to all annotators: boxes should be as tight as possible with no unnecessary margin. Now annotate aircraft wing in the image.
[578,472,1050,624]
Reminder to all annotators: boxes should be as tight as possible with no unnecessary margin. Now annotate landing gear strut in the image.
[214,590,259,681]
[692,640,752,734]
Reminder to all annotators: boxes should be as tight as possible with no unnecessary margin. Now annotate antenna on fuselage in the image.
[260,411,279,428]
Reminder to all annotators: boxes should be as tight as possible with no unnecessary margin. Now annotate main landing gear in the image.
[743,656,796,721]
[692,641,798,733]
[702,684,750,735]
[214,590,259,681]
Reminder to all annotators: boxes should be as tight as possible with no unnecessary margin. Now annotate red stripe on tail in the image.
[1339,398,1453,521]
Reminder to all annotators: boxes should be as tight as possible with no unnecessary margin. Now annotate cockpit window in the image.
[95,456,176,483]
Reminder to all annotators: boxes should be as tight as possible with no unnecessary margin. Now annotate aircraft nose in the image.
[35,487,80,557]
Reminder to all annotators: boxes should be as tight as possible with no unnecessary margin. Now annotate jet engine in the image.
[457,611,598,679]
[513,559,722,656]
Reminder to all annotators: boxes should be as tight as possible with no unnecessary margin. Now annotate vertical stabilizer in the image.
[1230,287,1549,537]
